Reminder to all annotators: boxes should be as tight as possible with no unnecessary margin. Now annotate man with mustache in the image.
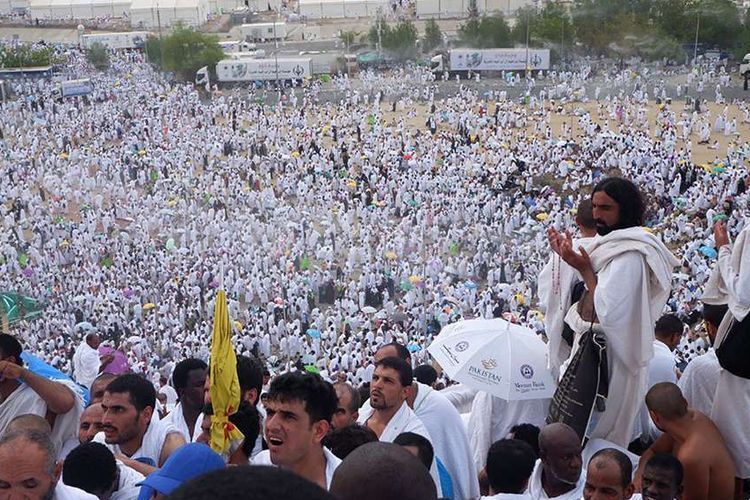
[548,178,680,447]
[94,374,186,476]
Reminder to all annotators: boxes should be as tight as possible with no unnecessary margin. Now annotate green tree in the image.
[735,7,750,58]
[384,20,419,60]
[511,6,537,45]
[154,26,225,80]
[423,18,443,53]
[339,30,358,52]
[571,0,627,54]
[86,42,110,71]
[145,36,163,68]
[458,14,512,48]
[368,19,418,60]
[534,3,574,49]
[652,0,693,43]
[691,0,741,50]
[368,17,392,48]
[0,44,52,67]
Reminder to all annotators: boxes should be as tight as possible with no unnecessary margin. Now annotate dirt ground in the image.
[379,99,747,167]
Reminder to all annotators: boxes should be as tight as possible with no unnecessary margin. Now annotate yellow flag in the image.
[209,290,244,453]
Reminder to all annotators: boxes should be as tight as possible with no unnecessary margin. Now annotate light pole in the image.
[156,0,162,39]
[525,11,530,78]
[560,18,563,68]
[376,8,383,62]
[693,10,700,66]
[273,16,279,97]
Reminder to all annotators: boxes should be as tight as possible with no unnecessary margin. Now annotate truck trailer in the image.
[431,48,550,74]
[212,57,312,83]
[54,79,93,98]
[81,32,149,50]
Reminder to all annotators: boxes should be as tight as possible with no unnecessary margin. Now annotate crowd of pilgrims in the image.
[0,43,748,499]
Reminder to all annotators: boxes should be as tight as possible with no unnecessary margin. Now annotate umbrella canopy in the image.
[0,292,45,331]
[361,306,377,314]
[98,346,130,375]
[209,290,244,453]
[428,318,556,401]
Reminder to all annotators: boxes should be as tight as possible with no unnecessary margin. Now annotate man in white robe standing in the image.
[700,217,750,484]
[548,178,679,447]
[72,333,105,389]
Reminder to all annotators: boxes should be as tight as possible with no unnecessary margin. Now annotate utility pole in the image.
[693,11,700,66]
[560,19,563,68]
[377,9,382,61]
[273,16,280,99]
[525,11,530,78]
[156,0,162,40]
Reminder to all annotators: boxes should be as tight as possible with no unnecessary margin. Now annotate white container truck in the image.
[218,40,255,53]
[431,48,550,74]
[55,79,93,98]
[214,57,312,83]
[237,22,286,42]
[81,32,149,50]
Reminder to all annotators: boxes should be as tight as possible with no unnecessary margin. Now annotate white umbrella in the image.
[361,306,377,314]
[428,318,556,401]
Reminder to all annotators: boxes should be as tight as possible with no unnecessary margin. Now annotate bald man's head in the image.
[646,383,688,421]
[90,373,117,404]
[6,414,52,435]
[538,423,583,487]
[330,442,437,500]
[538,423,580,454]
[79,403,104,444]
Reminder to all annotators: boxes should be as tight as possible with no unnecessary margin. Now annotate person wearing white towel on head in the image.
[699,217,750,483]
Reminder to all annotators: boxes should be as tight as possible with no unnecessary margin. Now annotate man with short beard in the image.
[548,178,680,447]
[94,374,185,476]
[526,423,585,500]
[0,428,97,500]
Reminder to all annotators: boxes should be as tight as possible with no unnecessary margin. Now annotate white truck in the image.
[55,79,93,98]
[81,32,149,50]
[237,22,286,42]
[431,48,550,75]
[211,57,312,83]
[218,40,255,53]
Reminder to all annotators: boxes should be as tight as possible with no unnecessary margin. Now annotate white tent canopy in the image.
[1,0,29,14]
[29,0,129,18]
[416,0,531,17]
[415,0,468,18]
[299,0,388,18]
[130,0,208,27]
